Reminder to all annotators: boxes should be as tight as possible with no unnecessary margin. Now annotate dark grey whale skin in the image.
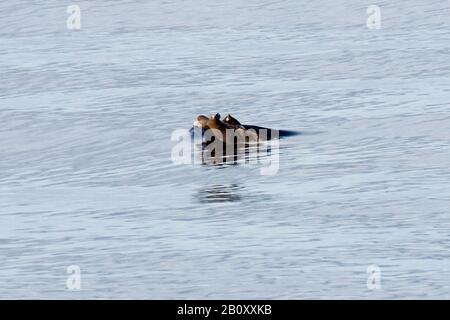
[242,125,300,138]
[189,125,300,139]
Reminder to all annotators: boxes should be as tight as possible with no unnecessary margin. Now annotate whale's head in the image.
[223,114,245,129]
[193,115,209,129]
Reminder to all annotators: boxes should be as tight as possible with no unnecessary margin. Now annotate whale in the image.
[190,113,299,140]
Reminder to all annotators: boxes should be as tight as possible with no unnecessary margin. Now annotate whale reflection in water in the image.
[193,135,279,171]
[196,184,243,203]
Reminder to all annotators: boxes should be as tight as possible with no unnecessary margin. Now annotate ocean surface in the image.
[1,0,450,299]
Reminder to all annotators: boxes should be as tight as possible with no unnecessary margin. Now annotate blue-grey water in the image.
[1,0,450,299]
